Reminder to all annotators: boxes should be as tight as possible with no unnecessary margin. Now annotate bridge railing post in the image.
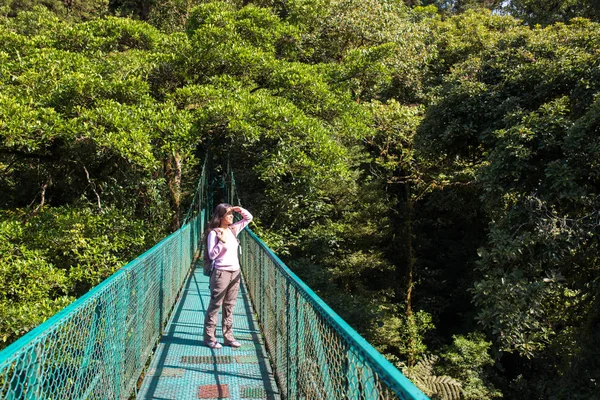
[285,281,298,399]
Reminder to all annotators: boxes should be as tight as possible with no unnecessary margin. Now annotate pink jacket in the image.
[207,208,253,271]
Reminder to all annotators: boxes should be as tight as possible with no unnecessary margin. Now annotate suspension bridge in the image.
[0,159,428,399]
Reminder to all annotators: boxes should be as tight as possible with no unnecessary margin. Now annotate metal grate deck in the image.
[137,263,280,400]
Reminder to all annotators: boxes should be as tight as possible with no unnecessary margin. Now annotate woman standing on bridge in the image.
[203,203,253,349]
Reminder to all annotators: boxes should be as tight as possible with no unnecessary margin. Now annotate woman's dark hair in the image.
[207,203,232,232]
[203,203,232,263]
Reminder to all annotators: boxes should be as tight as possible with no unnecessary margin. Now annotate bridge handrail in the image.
[241,228,428,400]
[0,215,203,399]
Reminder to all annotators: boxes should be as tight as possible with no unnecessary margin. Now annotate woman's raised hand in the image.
[231,206,242,213]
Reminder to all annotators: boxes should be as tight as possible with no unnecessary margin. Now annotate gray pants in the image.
[203,269,241,343]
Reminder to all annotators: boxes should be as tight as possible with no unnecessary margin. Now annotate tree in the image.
[504,0,600,25]
[418,10,600,397]
[415,0,503,14]
[0,8,196,346]
[2,3,599,398]
[0,0,109,20]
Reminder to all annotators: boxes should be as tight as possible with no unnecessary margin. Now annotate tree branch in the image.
[31,178,51,215]
[83,166,104,214]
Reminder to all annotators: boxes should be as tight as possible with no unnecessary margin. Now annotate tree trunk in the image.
[404,198,416,367]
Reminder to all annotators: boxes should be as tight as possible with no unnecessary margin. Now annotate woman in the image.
[203,203,253,349]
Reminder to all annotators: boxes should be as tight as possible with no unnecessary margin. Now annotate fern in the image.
[403,355,462,400]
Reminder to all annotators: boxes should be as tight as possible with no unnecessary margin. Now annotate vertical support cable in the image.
[286,283,298,399]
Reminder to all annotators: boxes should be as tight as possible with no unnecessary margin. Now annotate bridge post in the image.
[113,276,128,398]
[346,349,377,399]
[286,282,298,399]
[260,249,268,337]
[72,299,101,398]
[346,349,359,400]
[296,292,307,397]
[275,269,285,395]
[25,344,41,399]
[307,312,335,398]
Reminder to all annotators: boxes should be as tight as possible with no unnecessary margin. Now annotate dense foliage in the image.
[1,1,598,398]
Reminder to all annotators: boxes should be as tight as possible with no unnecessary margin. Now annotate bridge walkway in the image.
[138,261,279,400]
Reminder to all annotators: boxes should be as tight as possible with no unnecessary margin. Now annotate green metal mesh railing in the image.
[240,229,428,400]
[0,159,208,399]
[0,217,204,399]
[0,157,427,399]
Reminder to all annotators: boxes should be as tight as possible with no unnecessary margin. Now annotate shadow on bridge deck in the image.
[138,263,280,400]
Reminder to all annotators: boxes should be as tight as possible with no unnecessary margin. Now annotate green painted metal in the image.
[0,159,208,399]
[136,261,280,400]
[240,228,429,400]
[0,220,201,399]
[0,157,428,400]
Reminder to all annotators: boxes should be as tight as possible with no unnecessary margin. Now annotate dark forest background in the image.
[1,0,598,398]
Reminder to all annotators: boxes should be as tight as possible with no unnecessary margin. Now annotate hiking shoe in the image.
[225,340,242,348]
[205,341,222,349]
